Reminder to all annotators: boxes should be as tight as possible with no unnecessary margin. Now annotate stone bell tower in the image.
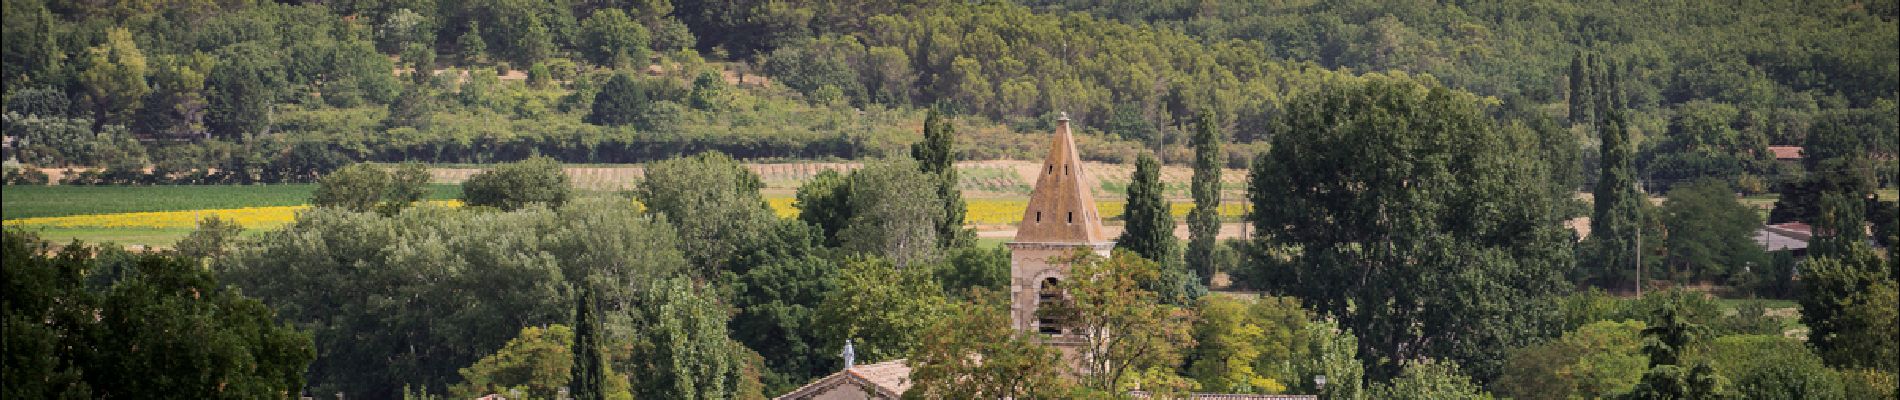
[1008,112,1113,346]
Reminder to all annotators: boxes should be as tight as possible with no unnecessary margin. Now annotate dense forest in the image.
[3,0,1897,399]
[10,0,1892,183]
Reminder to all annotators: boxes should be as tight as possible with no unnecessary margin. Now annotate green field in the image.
[2,184,462,220]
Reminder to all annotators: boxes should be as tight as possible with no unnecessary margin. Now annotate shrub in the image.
[462,156,570,211]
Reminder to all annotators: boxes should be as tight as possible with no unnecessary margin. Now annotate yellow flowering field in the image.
[767,197,799,218]
[3,200,463,230]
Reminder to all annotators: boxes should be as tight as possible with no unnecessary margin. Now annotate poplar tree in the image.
[1118,153,1176,263]
[1186,110,1222,284]
[911,109,968,247]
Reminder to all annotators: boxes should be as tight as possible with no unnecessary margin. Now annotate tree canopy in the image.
[1247,75,1575,380]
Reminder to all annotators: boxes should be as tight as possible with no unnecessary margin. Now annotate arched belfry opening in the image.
[1036,277,1064,335]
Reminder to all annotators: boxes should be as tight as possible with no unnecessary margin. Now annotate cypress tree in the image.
[570,286,607,400]
[1568,52,1591,126]
[1586,76,1644,288]
[911,109,968,247]
[1118,153,1176,263]
[1186,111,1222,284]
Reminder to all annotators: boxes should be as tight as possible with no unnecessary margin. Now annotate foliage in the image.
[1770,106,1894,224]
[78,28,149,129]
[463,156,572,211]
[838,160,943,267]
[1247,75,1575,380]
[586,73,652,127]
[1658,179,1765,284]
[624,277,765,400]
[457,21,489,65]
[1584,73,1647,289]
[1494,319,1648,399]
[4,112,143,167]
[450,325,632,400]
[1186,295,1286,394]
[733,253,842,392]
[571,287,610,400]
[1040,250,1196,392]
[933,244,1010,296]
[1367,360,1493,400]
[2,230,315,399]
[1798,241,1898,372]
[1704,334,1844,400]
[1839,369,1900,400]
[205,43,283,139]
[1186,110,1222,284]
[815,257,951,365]
[2,164,50,185]
[174,215,243,262]
[911,110,969,247]
[220,200,687,397]
[1624,300,1728,400]
[580,9,651,68]
[636,151,777,276]
[794,168,851,245]
[312,163,431,215]
[1117,153,1176,264]
[906,290,1076,399]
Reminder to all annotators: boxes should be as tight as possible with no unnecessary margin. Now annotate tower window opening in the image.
[1037,278,1064,335]
[1035,211,1042,222]
[1067,212,1074,223]
[1047,164,1053,174]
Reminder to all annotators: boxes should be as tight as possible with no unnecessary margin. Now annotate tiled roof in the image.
[775,359,912,399]
[1757,222,1811,252]
[1768,146,1803,160]
[1014,113,1110,244]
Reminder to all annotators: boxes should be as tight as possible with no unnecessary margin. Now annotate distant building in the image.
[1767,146,1803,162]
[1756,222,1812,256]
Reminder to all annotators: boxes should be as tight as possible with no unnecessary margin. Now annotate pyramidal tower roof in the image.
[1014,113,1110,244]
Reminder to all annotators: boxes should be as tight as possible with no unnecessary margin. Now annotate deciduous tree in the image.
[908,291,1076,398]
[839,160,943,267]
[636,151,778,276]
[463,156,572,211]
[1041,250,1196,392]
[1247,76,1574,379]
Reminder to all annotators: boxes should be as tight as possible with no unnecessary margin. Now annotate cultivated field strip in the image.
[426,160,1246,194]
